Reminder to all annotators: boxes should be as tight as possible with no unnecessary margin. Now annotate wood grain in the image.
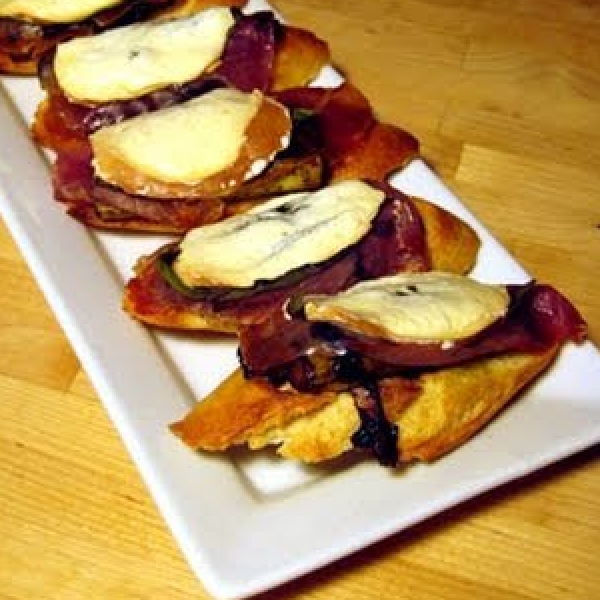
[1,1,599,598]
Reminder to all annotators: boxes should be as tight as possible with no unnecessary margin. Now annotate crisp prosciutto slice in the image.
[275,84,419,182]
[53,141,227,230]
[238,282,587,390]
[212,10,276,93]
[122,187,430,328]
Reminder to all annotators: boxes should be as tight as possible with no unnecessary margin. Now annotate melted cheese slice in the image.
[173,181,387,288]
[303,272,510,342]
[54,8,234,102]
[0,0,123,23]
[92,88,266,186]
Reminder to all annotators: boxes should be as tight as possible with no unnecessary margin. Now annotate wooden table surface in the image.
[1,0,599,598]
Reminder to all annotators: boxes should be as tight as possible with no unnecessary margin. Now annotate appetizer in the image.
[32,7,329,151]
[171,272,587,466]
[32,6,421,233]
[0,0,243,74]
[123,180,480,331]
[51,81,419,232]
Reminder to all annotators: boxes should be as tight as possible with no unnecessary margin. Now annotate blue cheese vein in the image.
[173,181,387,288]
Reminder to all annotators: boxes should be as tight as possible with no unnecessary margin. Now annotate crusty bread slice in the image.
[171,347,557,464]
[271,25,331,92]
[121,196,481,332]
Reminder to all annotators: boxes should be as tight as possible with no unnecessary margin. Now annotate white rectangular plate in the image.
[1,3,600,598]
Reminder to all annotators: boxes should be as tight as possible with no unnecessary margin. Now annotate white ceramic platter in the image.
[1,1,600,598]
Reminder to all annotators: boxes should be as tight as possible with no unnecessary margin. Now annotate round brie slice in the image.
[54,7,234,102]
[173,180,387,288]
[91,88,267,187]
[0,0,124,23]
[302,272,510,343]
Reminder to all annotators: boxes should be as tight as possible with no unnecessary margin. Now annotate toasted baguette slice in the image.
[271,25,330,92]
[410,197,479,276]
[122,196,481,332]
[171,348,557,463]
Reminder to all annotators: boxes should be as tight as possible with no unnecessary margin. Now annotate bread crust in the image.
[170,369,340,450]
[171,348,558,464]
[0,53,37,75]
[272,26,330,91]
[411,197,479,276]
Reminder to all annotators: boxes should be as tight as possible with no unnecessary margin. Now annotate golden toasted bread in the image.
[152,0,246,20]
[0,53,37,75]
[272,26,330,91]
[412,197,479,276]
[171,348,557,463]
